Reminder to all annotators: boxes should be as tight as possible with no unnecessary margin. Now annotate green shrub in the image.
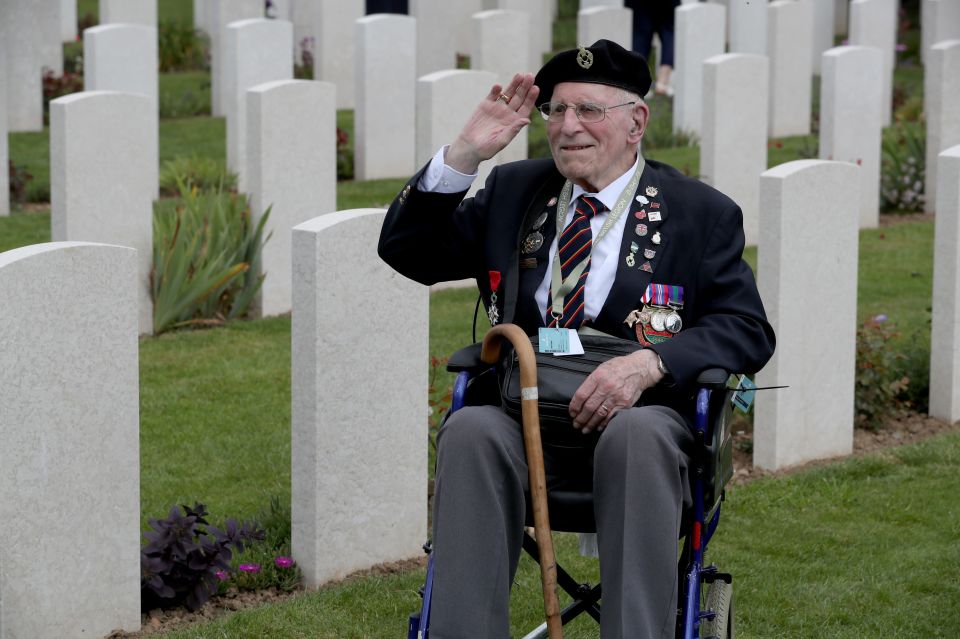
[41,69,84,125]
[150,181,270,334]
[159,155,236,196]
[158,20,209,72]
[219,496,301,595]
[141,503,264,612]
[855,316,914,430]
[7,160,34,204]
[880,121,925,212]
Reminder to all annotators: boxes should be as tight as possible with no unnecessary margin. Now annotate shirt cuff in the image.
[417,145,479,193]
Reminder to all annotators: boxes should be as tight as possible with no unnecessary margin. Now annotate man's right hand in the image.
[444,73,540,175]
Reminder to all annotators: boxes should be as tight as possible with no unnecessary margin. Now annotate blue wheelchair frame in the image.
[409,367,733,639]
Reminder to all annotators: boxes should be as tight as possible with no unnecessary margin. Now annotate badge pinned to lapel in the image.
[487,270,501,326]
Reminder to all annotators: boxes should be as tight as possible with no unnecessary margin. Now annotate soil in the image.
[109,412,959,638]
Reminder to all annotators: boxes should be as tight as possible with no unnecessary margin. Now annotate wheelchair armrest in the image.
[446,342,486,373]
[696,368,729,390]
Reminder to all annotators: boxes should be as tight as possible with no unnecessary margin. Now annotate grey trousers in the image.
[429,404,694,639]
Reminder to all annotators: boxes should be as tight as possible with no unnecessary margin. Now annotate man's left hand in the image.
[569,349,663,434]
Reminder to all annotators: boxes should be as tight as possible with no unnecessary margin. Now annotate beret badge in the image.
[576,45,594,69]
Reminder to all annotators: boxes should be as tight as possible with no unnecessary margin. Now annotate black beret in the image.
[534,39,652,107]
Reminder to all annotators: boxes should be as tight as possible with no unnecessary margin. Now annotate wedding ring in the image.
[598,403,609,416]
[497,93,511,104]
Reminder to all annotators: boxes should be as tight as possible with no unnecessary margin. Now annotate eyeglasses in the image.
[538,101,636,123]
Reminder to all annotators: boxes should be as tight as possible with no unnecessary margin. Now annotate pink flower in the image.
[215,570,229,581]
[896,43,908,52]
[274,556,294,569]
[238,563,261,574]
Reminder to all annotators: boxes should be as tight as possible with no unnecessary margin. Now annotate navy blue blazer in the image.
[378,157,775,413]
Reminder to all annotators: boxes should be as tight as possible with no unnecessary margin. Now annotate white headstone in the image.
[417,69,499,197]
[0,241,140,639]
[820,45,883,227]
[355,14,418,180]
[755,160,860,470]
[291,208,428,588]
[580,0,624,7]
[290,0,315,67]
[929,145,960,422]
[194,0,210,34]
[849,0,897,126]
[61,0,78,41]
[271,0,293,20]
[83,23,160,197]
[811,0,837,74]
[925,40,960,214]
[835,0,848,35]
[577,6,633,51]
[471,10,531,165]
[768,0,813,137]
[473,9,535,77]
[410,0,479,75]
[728,0,768,55]
[500,0,552,56]
[923,0,960,64]
[50,91,155,334]
[247,79,336,317]
[701,53,769,246]
[311,0,363,109]
[224,18,293,192]
[83,24,159,105]
[1,0,60,131]
[210,0,263,117]
[0,45,8,216]
[674,2,726,136]
[99,0,156,26]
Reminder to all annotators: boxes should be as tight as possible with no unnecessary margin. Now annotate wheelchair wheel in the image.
[701,580,733,638]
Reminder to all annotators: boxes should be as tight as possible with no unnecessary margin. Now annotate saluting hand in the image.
[445,73,540,175]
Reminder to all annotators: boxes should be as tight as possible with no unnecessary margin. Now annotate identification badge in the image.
[538,328,584,356]
[731,375,757,413]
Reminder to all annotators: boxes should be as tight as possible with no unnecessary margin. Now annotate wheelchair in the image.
[408,325,737,639]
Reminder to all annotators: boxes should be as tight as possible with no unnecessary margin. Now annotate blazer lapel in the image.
[594,165,671,332]
[507,171,566,327]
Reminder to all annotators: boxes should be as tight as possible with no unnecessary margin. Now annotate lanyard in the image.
[549,158,646,320]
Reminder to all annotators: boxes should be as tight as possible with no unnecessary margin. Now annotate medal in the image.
[533,211,549,229]
[625,253,635,267]
[624,309,643,328]
[635,209,647,220]
[635,195,649,205]
[644,248,656,259]
[522,231,544,254]
[641,261,653,272]
[652,231,662,245]
[547,196,558,207]
[646,186,658,197]
[648,211,662,222]
[651,310,667,332]
[636,223,648,236]
[488,270,501,326]
[639,309,652,324]
[650,202,660,209]
[665,311,682,334]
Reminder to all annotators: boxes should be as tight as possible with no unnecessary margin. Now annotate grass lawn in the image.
[147,431,960,638]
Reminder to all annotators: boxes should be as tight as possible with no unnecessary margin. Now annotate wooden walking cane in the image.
[480,324,563,639]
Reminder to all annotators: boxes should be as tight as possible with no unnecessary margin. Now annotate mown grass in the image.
[151,431,960,638]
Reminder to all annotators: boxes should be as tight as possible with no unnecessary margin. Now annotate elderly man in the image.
[379,40,774,639]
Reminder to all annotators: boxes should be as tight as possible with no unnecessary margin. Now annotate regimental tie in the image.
[547,195,606,328]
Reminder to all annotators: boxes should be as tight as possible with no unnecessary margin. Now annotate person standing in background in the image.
[625,0,682,96]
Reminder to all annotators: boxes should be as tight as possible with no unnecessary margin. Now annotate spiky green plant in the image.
[150,178,271,334]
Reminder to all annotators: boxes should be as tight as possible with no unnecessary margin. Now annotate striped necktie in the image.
[547,195,606,329]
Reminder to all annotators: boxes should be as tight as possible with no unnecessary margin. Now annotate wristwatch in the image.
[656,353,669,377]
